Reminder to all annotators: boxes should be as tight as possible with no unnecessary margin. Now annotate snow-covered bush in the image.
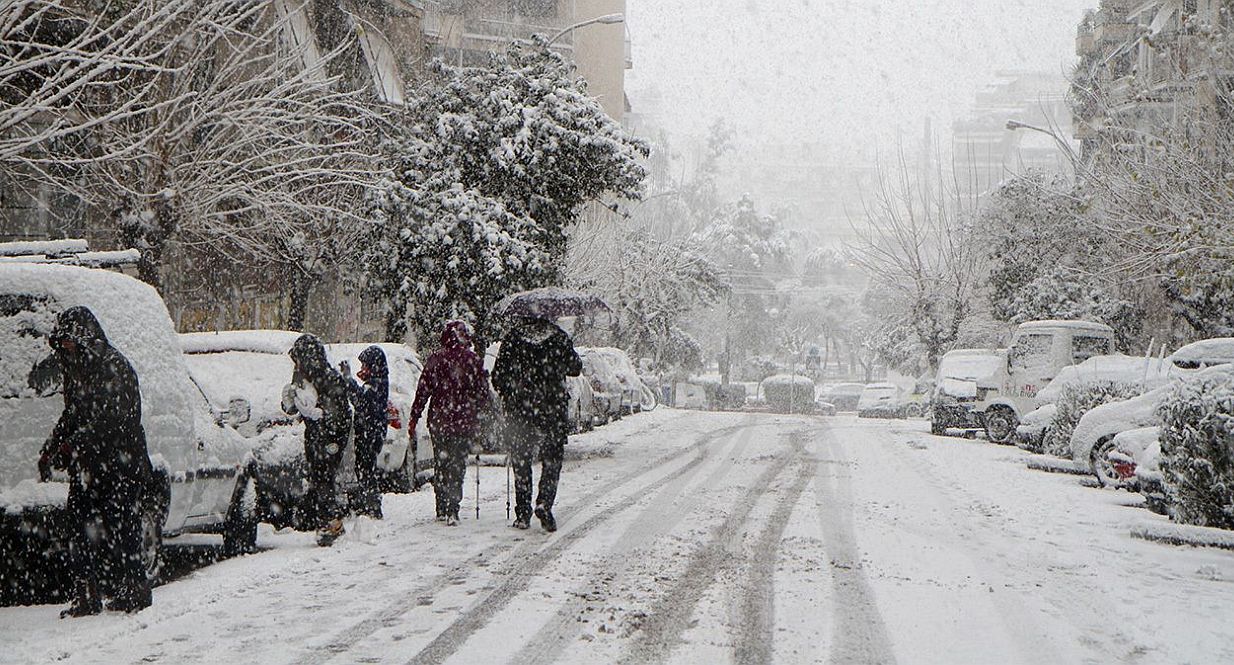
[1043,381,1143,457]
[1157,372,1234,529]
[762,375,816,413]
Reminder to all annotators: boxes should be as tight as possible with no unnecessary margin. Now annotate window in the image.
[509,0,557,19]
[354,20,406,105]
[1072,335,1112,363]
[0,294,61,399]
[1010,334,1053,371]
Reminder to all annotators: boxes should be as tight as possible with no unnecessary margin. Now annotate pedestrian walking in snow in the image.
[282,334,351,545]
[38,306,154,616]
[341,346,388,519]
[409,321,491,527]
[491,316,582,532]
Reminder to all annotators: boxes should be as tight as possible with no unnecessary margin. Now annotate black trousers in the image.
[353,433,383,518]
[304,449,343,529]
[507,417,566,520]
[431,431,473,519]
[67,476,149,604]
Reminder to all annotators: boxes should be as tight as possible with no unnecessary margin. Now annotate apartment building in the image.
[1073,0,1232,161]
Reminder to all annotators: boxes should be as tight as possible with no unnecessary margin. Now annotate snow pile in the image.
[1158,369,1234,529]
[0,479,68,514]
[1037,354,1171,404]
[1042,381,1143,458]
[179,330,301,355]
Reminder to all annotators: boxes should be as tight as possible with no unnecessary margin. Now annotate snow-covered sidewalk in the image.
[3,411,1233,664]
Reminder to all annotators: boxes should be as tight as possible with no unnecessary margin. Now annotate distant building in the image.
[951,70,1076,199]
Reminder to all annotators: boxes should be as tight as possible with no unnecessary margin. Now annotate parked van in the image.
[0,265,267,602]
[979,320,1115,443]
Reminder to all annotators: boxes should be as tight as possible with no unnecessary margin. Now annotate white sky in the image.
[626,0,1096,164]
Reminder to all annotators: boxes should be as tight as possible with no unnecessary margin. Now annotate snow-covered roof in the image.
[1017,320,1113,334]
[1038,354,1171,403]
[179,330,303,355]
[0,239,89,257]
[1168,338,1234,367]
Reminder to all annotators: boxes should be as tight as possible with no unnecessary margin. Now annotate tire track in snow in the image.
[733,432,818,665]
[815,434,898,665]
[509,420,761,664]
[296,419,755,665]
[617,429,808,665]
[400,421,760,665]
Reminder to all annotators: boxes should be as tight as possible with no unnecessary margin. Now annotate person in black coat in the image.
[282,334,351,545]
[491,317,582,532]
[38,306,154,617]
[341,346,388,519]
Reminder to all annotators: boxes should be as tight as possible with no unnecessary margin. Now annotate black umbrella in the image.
[495,287,611,320]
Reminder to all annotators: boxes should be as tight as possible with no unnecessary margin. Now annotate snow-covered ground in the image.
[4,410,1234,664]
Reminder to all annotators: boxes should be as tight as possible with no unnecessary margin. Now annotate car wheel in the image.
[140,504,164,582]
[223,475,259,557]
[905,403,924,418]
[984,407,1018,445]
[1090,437,1121,488]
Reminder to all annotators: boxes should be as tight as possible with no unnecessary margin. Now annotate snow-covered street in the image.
[4,409,1233,664]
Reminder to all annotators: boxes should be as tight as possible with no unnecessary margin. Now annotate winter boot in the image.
[512,515,530,530]
[445,514,459,527]
[534,505,557,533]
[106,583,152,614]
[316,518,345,547]
[60,585,102,618]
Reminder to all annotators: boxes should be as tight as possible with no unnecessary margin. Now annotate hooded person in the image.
[38,306,154,617]
[409,320,491,526]
[490,316,582,532]
[282,333,351,545]
[341,346,389,519]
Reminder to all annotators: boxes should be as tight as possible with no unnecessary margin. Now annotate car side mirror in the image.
[226,397,251,426]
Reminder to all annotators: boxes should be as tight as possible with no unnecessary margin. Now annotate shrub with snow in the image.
[762,375,816,413]
[1157,372,1234,529]
[1042,381,1143,457]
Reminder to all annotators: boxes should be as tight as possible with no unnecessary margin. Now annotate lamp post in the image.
[547,13,624,46]
[1005,119,1080,167]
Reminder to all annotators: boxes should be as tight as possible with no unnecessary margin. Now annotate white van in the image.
[978,320,1115,443]
[0,264,266,601]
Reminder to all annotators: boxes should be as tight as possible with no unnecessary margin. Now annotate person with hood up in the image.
[490,316,582,532]
[38,306,154,616]
[340,346,388,519]
[282,333,351,545]
[409,320,490,526]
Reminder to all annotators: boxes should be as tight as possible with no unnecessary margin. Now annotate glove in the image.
[408,419,418,440]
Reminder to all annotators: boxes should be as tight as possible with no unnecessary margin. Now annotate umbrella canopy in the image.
[496,287,612,320]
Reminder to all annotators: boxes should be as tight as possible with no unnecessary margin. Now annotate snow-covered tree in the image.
[367,40,647,344]
[2,1,382,303]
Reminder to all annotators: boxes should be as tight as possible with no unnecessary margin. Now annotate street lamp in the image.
[1005,119,1079,166]
[547,13,624,46]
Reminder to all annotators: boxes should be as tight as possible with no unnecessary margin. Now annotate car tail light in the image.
[1113,460,1137,480]
[387,402,403,429]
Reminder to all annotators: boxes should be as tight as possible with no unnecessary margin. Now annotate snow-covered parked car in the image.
[179,332,432,501]
[1071,343,1234,485]
[1,265,262,602]
[931,349,1004,435]
[585,347,656,415]
[823,383,865,411]
[1014,354,1172,449]
[1106,427,1167,511]
[858,382,907,419]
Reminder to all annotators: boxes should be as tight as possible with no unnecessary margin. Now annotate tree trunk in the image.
[288,270,311,332]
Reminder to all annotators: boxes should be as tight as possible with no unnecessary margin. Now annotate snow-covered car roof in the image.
[1016,320,1114,334]
[1,264,198,489]
[937,349,1004,383]
[179,329,302,355]
[1168,338,1234,368]
[1037,354,1171,403]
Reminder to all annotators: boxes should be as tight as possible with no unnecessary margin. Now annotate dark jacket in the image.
[283,334,351,463]
[41,306,152,493]
[345,345,389,453]
[491,319,582,430]
[410,321,491,437]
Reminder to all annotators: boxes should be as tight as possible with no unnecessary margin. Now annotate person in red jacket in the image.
[409,320,490,526]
